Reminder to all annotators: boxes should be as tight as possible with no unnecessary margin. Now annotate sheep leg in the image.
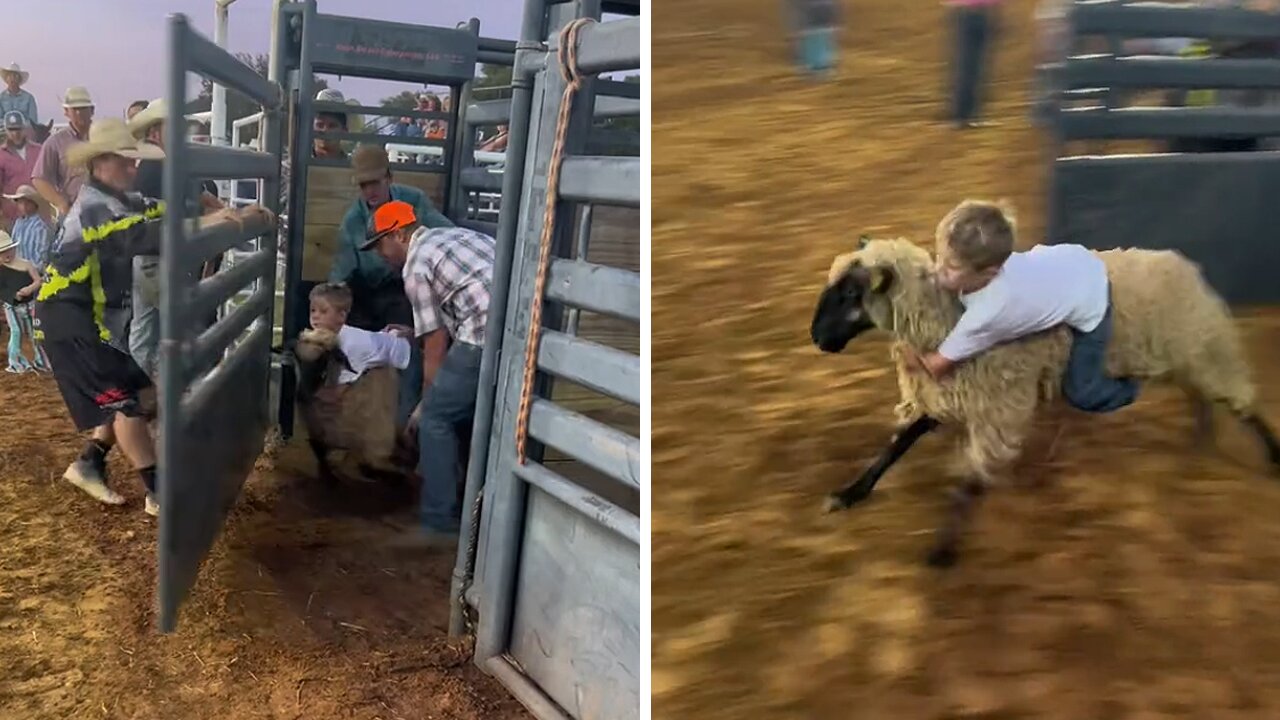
[309,439,340,484]
[824,415,940,513]
[1180,384,1216,449]
[925,478,986,568]
[1236,412,1280,472]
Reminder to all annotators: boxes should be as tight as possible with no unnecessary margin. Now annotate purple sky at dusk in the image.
[5,0,525,126]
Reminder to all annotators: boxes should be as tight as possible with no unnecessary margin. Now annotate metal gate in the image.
[1049,1,1280,305]
[157,14,286,632]
[276,0,487,436]
[465,4,642,719]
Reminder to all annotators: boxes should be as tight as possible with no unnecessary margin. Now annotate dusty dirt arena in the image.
[0,364,528,718]
[652,1,1280,718]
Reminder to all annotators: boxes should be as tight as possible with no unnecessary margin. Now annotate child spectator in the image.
[905,199,1139,413]
[0,229,46,373]
[309,282,412,385]
[4,184,52,268]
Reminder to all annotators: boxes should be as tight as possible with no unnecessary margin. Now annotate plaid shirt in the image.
[402,226,494,347]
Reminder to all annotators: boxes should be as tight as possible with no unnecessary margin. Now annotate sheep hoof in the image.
[925,543,959,568]
[822,494,848,513]
[823,483,873,513]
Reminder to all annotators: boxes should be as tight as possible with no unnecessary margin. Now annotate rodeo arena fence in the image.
[152,0,641,718]
[1048,0,1280,305]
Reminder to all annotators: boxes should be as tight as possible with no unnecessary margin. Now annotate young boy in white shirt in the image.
[907,199,1139,412]
[308,282,411,385]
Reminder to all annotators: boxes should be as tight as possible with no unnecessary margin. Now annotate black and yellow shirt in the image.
[33,180,165,343]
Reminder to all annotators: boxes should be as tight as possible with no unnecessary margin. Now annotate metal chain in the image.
[513,17,596,466]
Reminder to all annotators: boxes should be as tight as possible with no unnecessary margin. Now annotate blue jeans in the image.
[4,302,49,371]
[417,341,483,533]
[1063,301,1140,413]
[797,27,837,74]
[951,5,995,124]
[129,255,161,377]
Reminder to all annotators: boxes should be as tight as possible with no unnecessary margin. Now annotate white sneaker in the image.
[63,459,126,505]
[144,494,159,517]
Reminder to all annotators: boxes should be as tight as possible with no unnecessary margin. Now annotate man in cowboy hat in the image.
[33,116,167,515]
[0,64,38,135]
[313,88,351,161]
[124,97,225,377]
[32,86,95,218]
[328,144,453,424]
[0,111,42,228]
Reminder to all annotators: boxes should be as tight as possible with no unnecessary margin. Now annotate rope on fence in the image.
[513,17,596,466]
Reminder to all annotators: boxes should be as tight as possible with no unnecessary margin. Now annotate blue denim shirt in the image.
[328,183,453,289]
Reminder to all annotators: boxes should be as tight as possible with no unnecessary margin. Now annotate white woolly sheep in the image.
[293,327,412,483]
[810,236,1280,567]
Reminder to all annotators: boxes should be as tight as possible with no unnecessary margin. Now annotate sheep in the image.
[292,327,412,483]
[810,236,1280,567]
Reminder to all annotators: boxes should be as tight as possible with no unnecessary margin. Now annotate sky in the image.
[4,0,525,126]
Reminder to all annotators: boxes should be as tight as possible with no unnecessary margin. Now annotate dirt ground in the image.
[652,1,1280,718]
[0,361,529,719]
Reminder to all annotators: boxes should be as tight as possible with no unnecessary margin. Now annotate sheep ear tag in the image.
[868,265,891,293]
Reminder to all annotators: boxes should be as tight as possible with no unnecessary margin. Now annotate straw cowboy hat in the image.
[67,117,165,168]
[0,230,18,254]
[1,63,29,85]
[3,184,49,211]
[127,97,168,137]
[62,86,94,109]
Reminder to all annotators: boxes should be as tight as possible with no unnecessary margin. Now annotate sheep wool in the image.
[828,238,1259,482]
[294,327,403,479]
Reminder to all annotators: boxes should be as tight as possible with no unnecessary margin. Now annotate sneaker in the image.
[144,494,159,517]
[63,458,126,505]
[5,366,26,374]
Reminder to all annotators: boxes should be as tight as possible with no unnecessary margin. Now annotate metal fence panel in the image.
[1071,2,1280,40]
[508,489,640,720]
[157,14,283,632]
[559,156,640,206]
[1051,153,1280,305]
[471,7,640,718]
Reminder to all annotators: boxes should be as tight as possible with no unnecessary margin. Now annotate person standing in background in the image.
[948,0,1003,129]
[125,100,149,121]
[0,64,38,142]
[788,0,840,77]
[32,86,95,218]
[0,111,42,230]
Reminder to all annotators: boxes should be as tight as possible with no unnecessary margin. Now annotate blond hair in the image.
[936,199,1016,271]
[309,282,353,314]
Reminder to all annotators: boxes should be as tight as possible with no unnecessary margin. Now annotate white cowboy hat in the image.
[63,86,94,109]
[0,64,29,85]
[2,184,47,209]
[67,117,165,168]
[0,230,17,254]
[127,97,167,137]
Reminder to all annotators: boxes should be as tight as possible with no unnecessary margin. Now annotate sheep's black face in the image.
[811,263,891,353]
[293,346,354,401]
[295,352,331,401]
